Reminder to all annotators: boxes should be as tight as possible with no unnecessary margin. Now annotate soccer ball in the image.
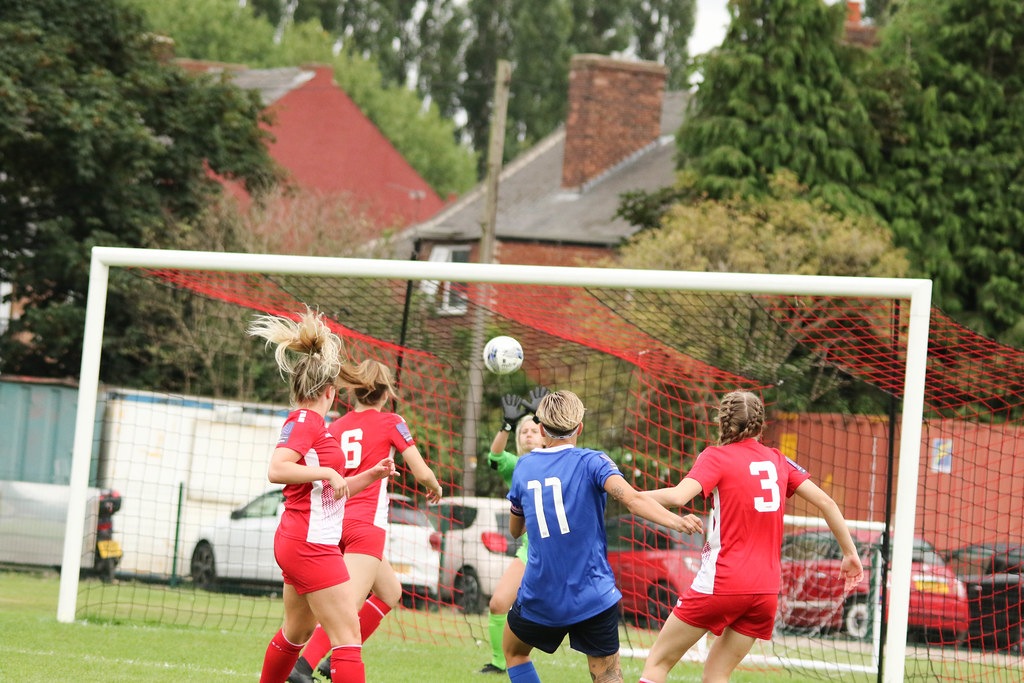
[482,336,524,375]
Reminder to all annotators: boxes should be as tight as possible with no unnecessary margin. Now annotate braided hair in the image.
[717,391,765,446]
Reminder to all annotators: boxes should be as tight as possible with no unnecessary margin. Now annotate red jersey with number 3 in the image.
[276,409,347,545]
[328,408,415,528]
[685,438,810,595]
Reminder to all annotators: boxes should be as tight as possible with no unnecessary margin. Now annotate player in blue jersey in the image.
[504,390,704,683]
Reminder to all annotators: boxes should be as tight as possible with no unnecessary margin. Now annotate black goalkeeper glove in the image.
[522,386,551,416]
[501,393,527,431]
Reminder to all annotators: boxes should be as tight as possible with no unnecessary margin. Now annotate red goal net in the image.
[70,262,1021,682]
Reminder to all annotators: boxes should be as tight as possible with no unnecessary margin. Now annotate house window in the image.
[421,246,471,315]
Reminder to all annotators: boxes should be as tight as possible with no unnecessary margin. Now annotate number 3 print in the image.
[749,461,780,512]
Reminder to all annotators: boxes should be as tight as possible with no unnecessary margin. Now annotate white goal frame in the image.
[59,246,933,683]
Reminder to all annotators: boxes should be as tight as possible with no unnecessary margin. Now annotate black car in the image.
[943,543,1023,653]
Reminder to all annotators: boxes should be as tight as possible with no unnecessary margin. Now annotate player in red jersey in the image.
[249,309,395,683]
[288,359,443,683]
[638,391,863,683]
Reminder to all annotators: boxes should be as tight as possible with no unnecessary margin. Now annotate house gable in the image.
[177,59,444,234]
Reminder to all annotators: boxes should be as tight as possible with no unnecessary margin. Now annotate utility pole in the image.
[461,59,511,495]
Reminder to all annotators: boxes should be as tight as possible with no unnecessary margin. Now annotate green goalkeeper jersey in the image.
[488,449,529,561]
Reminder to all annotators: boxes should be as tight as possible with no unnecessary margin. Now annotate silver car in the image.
[190,489,440,600]
[434,496,522,613]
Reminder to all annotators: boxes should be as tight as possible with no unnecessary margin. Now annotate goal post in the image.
[59,246,933,683]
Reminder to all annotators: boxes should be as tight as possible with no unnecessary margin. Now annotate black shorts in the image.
[506,599,620,657]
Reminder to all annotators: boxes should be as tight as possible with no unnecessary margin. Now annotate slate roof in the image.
[401,90,689,248]
[227,67,316,106]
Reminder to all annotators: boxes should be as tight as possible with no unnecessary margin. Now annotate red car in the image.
[778,529,969,642]
[605,514,703,628]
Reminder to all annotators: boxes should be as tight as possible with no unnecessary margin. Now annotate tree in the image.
[675,0,881,216]
[0,0,281,379]
[872,0,1024,345]
[240,0,697,166]
[133,0,478,198]
[630,0,697,89]
[123,186,395,398]
[611,171,909,412]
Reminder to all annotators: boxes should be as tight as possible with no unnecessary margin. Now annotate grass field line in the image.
[8,647,256,678]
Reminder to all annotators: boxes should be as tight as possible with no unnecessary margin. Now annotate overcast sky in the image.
[689,0,731,56]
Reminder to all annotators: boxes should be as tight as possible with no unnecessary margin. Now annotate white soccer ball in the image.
[482,336,524,375]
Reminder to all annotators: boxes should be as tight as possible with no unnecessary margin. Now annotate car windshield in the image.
[234,490,284,519]
[946,544,1024,577]
[389,503,431,527]
[782,530,948,566]
[435,504,479,533]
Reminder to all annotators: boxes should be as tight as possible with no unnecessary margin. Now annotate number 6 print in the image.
[340,428,363,468]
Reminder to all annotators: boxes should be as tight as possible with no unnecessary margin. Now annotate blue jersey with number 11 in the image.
[507,444,623,626]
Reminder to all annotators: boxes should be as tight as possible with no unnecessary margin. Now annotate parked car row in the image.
[606,519,971,642]
[189,490,1020,652]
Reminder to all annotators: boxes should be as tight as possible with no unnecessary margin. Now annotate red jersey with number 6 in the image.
[685,438,810,595]
[276,409,348,545]
[328,408,415,528]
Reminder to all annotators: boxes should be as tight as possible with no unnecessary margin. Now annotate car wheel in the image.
[843,598,870,640]
[191,541,218,591]
[646,583,674,628]
[453,568,482,614]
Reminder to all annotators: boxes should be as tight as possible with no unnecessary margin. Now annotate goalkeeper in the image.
[478,387,548,675]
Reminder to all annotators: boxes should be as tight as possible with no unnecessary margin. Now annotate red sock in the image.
[330,644,365,682]
[259,629,304,683]
[358,593,392,642]
[301,624,331,668]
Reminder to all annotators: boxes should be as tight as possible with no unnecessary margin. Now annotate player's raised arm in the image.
[399,444,443,503]
[794,479,864,589]
[604,474,703,535]
[640,477,704,509]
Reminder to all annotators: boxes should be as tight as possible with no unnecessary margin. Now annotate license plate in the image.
[914,579,949,594]
[97,540,122,559]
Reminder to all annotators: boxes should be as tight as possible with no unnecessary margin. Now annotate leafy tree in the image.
[124,186,394,398]
[0,0,281,379]
[872,0,1024,345]
[610,171,909,412]
[133,0,477,198]
[629,0,697,89]
[676,0,881,215]
[865,0,896,23]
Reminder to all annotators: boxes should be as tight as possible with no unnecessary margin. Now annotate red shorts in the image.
[672,587,778,640]
[275,528,350,595]
[339,519,386,560]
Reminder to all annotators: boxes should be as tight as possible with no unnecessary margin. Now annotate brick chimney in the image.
[843,1,878,47]
[561,54,668,189]
[846,1,862,25]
